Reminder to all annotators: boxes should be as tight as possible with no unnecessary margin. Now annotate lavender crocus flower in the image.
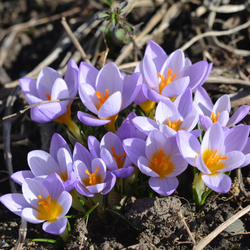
[123,130,188,196]
[133,88,199,138]
[0,173,72,235]
[19,59,78,124]
[194,86,250,131]
[177,123,248,193]
[12,133,76,192]
[134,40,212,113]
[73,142,116,197]
[88,132,134,178]
[77,62,142,132]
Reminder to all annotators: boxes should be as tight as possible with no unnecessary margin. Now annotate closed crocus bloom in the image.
[11,133,76,192]
[77,62,142,133]
[133,88,199,138]
[0,173,72,235]
[177,123,248,193]
[194,86,250,131]
[73,142,116,197]
[134,40,212,114]
[123,130,188,196]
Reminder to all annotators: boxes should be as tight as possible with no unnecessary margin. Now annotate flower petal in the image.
[22,207,44,223]
[137,156,160,177]
[11,170,35,186]
[42,217,67,235]
[79,62,98,87]
[100,172,116,195]
[132,116,158,136]
[88,135,100,158]
[227,105,250,127]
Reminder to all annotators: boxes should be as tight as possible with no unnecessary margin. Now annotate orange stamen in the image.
[45,94,51,100]
[95,89,109,110]
[158,68,177,94]
[211,112,220,123]
[166,118,182,131]
[203,149,228,172]
[85,167,100,185]
[38,194,52,216]
[110,146,126,169]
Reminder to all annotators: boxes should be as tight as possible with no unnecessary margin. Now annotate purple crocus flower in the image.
[88,132,134,178]
[73,142,116,197]
[194,86,250,131]
[177,123,248,193]
[77,62,142,132]
[123,130,188,196]
[19,59,79,124]
[0,173,72,235]
[133,88,199,138]
[134,40,212,113]
[12,133,76,192]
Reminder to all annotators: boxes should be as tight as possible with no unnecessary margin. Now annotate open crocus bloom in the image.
[177,123,248,193]
[19,59,78,124]
[133,88,199,138]
[77,62,142,132]
[11,133,76,192]
[123,130,188,196]
[134,40,213,112]
[88,132,134,178]
[194,86,250,131]
[0,173,72,235]
[73,142,116,197]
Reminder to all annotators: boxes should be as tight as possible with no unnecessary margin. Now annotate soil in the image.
[1,0,250,249]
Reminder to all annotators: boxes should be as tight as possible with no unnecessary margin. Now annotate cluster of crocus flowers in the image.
[2,39,250,238]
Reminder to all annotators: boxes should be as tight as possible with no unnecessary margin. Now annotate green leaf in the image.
[29,238,63,246]
[83,202,99,220]
[95,12,110,20]
[78,198,90,212]
[119,1,128,10]
[101,0,113,7]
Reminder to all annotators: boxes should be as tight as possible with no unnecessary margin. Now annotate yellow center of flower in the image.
[158,68,177,94]
[165,118,182,131]
[110,146,126,169]
[37,194,62,221]
[202,149,228,173]
[51,171,68,183]
[148,149,174,178]
[211,112,220,123]
[95,89,109,110]
[83,167,102,186]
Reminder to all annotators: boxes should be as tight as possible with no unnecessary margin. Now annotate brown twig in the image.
[193,204,250,250]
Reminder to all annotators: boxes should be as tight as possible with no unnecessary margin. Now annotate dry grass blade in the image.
[14,218,27,250]
[193,204,250,250]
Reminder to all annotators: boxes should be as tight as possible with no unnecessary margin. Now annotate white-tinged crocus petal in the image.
[73,142,94,166]
[36,67,63,99]
[149,176,179,196]
[123,138,146,166]
[201,172,231,193]
[50,78,70,106]
[0,193,31,217]
[64,59,79,98]
[100,172,116,195]
[176,130,200,166]
[132,117,158,136]
[143,55,159,89]
[56,191,72,218]
[194,86,213,116]
[180,109,199,132]
[79,62,99,87]
[98,92,122,118]
[137,156,160,177]
[212,94,231,114]
[195,154,212,174]
[75,182,94,197]
[227,105,250,127]
[145,130,171,160]
[142,84,166,102]
[100,147,117,170]
[28,150,60,177]
[19,78,38,105]
[112,166,135,178]
[91,158,106,182]
[57,148,73,179]
[199,115,213,131]
[174,88,193,118]
[22,178,49,209]
[11,170,35,186]
[86,183,106,194]
[145,40,167,60]
[22,207,44,223]
[50,133,72,161]
[88,135,101,158]
[42,172,65,200]
[200,123,225,155]
[77,112,111,126]
[217,151,245,172]
[166,154,188,178]
[224,125,250,152]
[42,217,68,235]
[217,110,229,127]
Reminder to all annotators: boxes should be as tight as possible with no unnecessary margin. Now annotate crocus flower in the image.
[12,133,76,192]
[19,60,82,141]
[194,86,250,131]
[123,130,188,196]
[133,88,199,138]
[134,40,212,114]
[77,62,142,132]
[0,173,72,235]
[73,142,116,197]
[88,132,134,178]
[177,123,248,193]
